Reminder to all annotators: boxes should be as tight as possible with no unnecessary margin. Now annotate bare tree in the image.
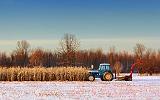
[145,48,152,60]
[134,43,146,60]
[59,33,79,66]
[12,40,30,67]
[114,61,122,76]
[29,48,44,66]
[17,40,30,52]
[0,52,11,67]
[108,46,116,67]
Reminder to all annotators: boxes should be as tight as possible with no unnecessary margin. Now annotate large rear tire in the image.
[102,72,113,81]
[88,75,95,81]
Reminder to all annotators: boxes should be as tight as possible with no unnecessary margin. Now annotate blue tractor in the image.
[88,63,114,81]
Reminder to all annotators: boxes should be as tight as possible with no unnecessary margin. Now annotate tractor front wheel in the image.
[88,75,95,81]
[102,72,113,81]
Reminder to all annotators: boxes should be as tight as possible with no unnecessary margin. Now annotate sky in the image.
[0,0,160,53]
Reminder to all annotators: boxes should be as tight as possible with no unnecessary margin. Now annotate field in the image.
[0,74,160,100]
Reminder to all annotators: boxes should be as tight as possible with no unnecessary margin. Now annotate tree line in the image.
[0,34,160,74]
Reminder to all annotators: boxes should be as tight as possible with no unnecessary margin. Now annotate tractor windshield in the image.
[99,65,110,71]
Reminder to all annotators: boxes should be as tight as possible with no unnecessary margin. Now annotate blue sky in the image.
[0,0,160,52]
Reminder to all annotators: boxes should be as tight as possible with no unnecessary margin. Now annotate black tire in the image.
[102,71,113,81]
[101,76,105,81]
[88,75,95,81]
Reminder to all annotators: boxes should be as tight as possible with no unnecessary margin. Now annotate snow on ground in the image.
[0,75,160,100]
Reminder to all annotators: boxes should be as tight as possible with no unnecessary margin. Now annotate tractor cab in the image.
[88,63,114,81]
[98,63,112,76]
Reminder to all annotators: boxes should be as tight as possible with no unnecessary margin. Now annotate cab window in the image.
[99,65,110,70]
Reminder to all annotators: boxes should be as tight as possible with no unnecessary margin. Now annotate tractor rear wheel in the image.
[102,72,113,81]
[88,75,95,81]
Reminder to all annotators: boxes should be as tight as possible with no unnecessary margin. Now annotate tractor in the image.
[88,63,114,81]
[88,61,142,81]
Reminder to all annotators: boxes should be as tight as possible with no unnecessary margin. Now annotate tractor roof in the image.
[100,63,110,66]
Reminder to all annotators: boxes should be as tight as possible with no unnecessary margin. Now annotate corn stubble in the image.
[0,67,89,81]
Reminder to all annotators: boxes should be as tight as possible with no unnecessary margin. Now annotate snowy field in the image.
[0,74,160,100]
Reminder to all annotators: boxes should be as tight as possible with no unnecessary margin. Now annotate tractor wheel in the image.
[88,75,95,81]
[101,76,105,81]
[102,72,113,81]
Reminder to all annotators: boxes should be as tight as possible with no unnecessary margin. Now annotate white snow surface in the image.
[0,75,160,100]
